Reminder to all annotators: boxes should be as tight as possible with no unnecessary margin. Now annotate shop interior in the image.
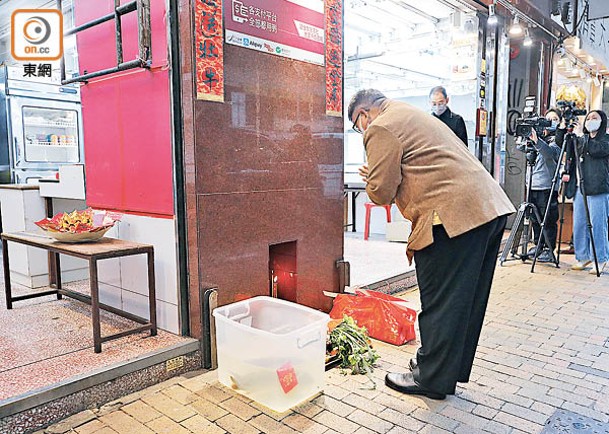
[342,0,481,287]
[0,0,197,414]
[552,36,609,113]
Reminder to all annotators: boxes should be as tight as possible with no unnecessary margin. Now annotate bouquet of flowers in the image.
[35,208,122,243]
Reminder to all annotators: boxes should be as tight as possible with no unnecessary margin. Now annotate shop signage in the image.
[577,17,609,70]
[325,0,342,117]
[225,0,325,66]
[195,0,225,102]
[588,0,609,21]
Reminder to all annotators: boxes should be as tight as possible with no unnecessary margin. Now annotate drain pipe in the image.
[200,285,218,369]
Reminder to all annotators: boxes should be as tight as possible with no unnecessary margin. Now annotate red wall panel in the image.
[74,0,174,216]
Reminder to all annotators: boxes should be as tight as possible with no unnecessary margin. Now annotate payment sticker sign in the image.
[11,9,63,61]
[225,0,324,65]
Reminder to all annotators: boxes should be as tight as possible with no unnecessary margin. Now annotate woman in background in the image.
[557,110,609,274]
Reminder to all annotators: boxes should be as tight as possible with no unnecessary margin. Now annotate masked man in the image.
[430,86,468,146]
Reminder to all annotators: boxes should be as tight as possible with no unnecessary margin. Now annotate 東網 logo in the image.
[11,9,63,61]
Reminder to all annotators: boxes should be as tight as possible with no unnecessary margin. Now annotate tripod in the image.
[529,134,567,272]
[552,127,600,276]
[500,142,558,267]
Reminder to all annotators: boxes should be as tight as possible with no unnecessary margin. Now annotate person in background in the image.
[557,110,609,274]
[429,86,468,146]
[349,89,514,400]
[524,109,562,262]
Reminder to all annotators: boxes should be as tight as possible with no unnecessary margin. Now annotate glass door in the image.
[10,97,82,169]
[22,106,80,163]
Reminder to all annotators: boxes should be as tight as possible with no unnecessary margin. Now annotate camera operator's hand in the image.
[529,128,539,144]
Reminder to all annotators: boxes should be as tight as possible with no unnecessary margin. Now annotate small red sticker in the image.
[276,362,298,394]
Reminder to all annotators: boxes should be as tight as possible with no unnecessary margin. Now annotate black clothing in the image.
[412,216,507,395]
[530,189,559,251]
[557,128,609,196]
[433,107,468,146]
[523,133,560,253]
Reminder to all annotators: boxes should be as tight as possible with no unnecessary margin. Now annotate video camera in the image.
[556,100,587,123]
[515,96,551,139]
[515,117,552,138]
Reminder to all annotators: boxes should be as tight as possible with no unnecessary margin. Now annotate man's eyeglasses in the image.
[352,111,364,134]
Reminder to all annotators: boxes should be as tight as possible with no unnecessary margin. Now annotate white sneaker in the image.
[589,262,607,275]
[572,260,592,270]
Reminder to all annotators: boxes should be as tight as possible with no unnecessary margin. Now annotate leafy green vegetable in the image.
[328,315,380,387]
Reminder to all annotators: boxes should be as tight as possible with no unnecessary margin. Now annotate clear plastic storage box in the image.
[213,296,330,412]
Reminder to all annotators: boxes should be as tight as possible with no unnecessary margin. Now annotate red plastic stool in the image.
[364,202,391,240]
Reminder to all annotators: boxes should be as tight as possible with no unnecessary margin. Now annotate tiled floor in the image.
[0,233,409,405]
[344,232,413,287]
[0,279,188,402]
[42,249,609,434]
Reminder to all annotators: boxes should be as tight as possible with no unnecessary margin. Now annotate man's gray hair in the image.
[347,89,387,120]
[429,86,448,99]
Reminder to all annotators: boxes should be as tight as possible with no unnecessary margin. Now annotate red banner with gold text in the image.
[325,0,342,116]
[195,0,224,102]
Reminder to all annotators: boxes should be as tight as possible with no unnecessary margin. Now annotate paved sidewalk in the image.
[38,257,609,434]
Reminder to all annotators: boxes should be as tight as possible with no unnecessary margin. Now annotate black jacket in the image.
[557,128,609,196]
[433,107,468,146]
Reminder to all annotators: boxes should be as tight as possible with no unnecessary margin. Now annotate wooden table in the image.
[2,232,157,353]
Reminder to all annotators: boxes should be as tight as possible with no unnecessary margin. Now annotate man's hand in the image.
[358,164,369,183]
[530,128,538,144]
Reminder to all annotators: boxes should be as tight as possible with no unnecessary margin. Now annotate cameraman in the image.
[523,109,561,262]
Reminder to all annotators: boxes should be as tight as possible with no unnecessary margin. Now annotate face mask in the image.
[432,104,447,116]
[545,120,558,133]
[586,119,602,132]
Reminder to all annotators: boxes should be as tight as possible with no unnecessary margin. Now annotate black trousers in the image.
[412,216,507,395]
[530,189,559,251]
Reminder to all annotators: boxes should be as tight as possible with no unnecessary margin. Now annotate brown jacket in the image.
[364,100,515,261]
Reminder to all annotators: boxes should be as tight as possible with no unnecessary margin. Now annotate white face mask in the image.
[432,104,447,116]
[586,119,602,132]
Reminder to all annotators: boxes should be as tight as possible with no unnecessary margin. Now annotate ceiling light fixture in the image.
[523,28,533,47]
[487,2,498,26]
[509,15,523,36]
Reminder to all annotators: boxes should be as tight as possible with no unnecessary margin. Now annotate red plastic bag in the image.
[329,289,417,345]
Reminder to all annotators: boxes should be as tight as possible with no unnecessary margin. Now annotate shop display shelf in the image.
[24,121,77,129]
[28,142,78,147]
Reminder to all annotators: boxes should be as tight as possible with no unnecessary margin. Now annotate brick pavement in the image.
[38,257,609,433]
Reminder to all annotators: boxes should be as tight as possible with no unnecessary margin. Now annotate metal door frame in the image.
[9,96,83,171]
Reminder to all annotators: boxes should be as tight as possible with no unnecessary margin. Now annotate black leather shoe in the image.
[385,372,446,400]
[408,358,417,371]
